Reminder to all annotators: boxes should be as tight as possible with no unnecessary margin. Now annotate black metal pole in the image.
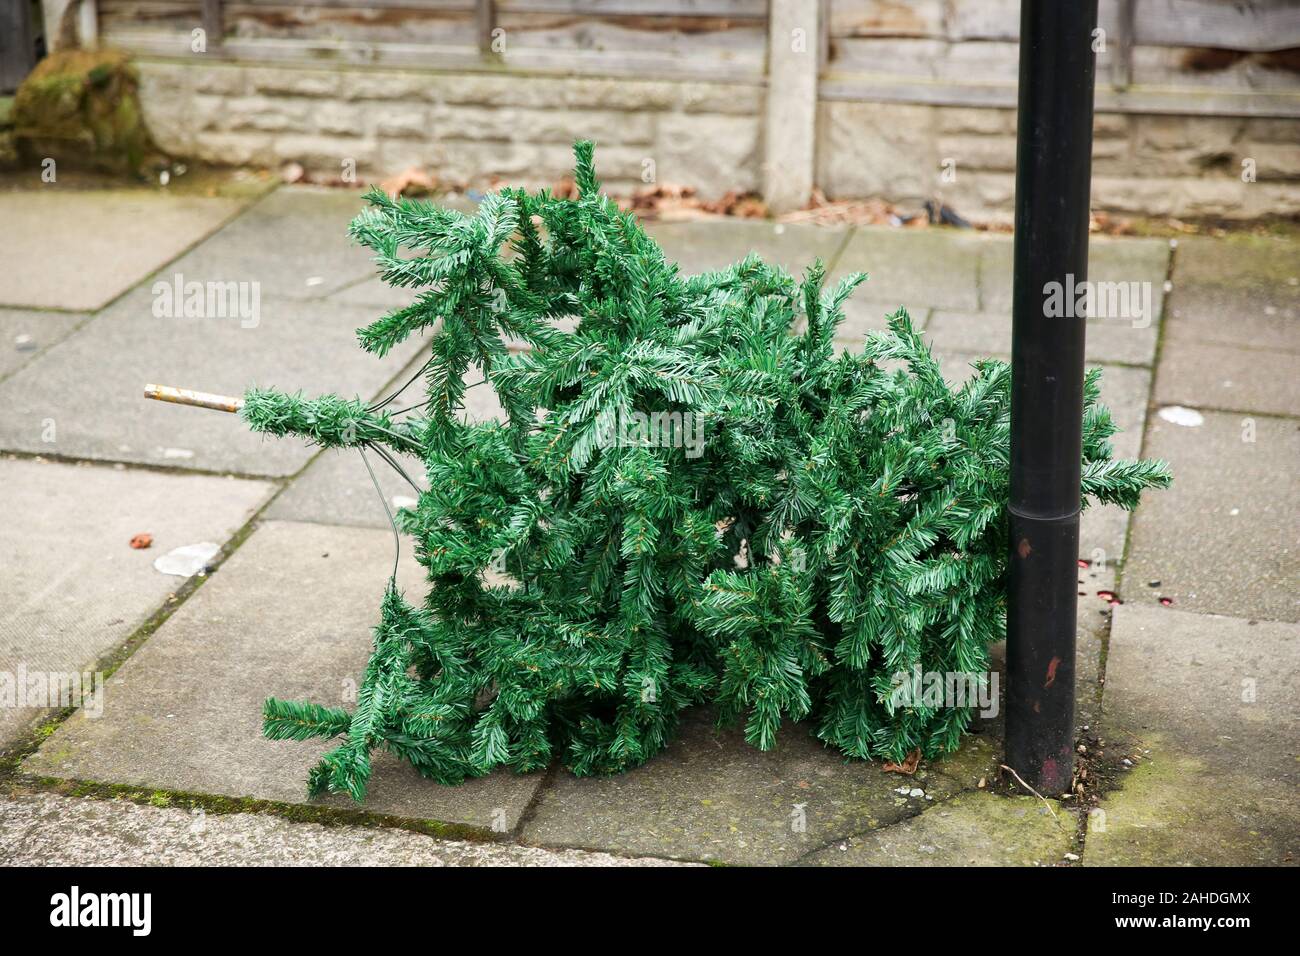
[1005,0,1099,796]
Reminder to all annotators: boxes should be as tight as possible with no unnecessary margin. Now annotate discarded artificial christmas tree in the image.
[153,143,1170,801]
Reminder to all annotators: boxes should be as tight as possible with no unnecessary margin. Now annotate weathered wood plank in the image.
[827,0,944,39]
[498,0,766,16]
[112,0,765,13]
[226,6,478,45]
[819,72,1300,118]
[1135,0,1300,52]
[493,12,767,52]
[848,0,1300,51]
[831,36,1020,81]
[104,28,768,80]
[230,0,473,8]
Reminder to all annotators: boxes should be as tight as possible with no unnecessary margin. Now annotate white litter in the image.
[154,542,221,578]
[1157,405,1204,427]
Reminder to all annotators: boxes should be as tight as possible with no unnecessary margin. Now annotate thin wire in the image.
[359,443,400,582]
[369,423,424,453]
[387,398,431,417]
[370,441,423,495]
[369,358,433,413]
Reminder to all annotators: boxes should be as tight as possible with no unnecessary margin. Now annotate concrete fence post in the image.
[763,0,820,214]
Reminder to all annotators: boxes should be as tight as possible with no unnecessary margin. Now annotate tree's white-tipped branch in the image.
[144,384,244,413]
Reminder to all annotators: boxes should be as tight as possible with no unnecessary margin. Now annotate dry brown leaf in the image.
[380,166,438,199]
[883,747,922,775]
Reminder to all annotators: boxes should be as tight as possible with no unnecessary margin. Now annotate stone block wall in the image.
[818,101,1300,224]
[136,60,764,196]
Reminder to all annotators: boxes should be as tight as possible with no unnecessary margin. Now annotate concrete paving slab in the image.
[1154,339,1300,418]
[0,457,272,748]
[327,276,416,311]
[0,792,691,866]
[979,235,1170,319]
[1086,604,1299,866]
[802,791,1076,866]
[161,187,380,301]
[520,707,998,866]
[647,219,849,277]
[0,191,245,312]
[832,300,931,349]
[1080,364,1153,566]
[1126,409,1299,622]
[22,520,544,832]
[1165,286,1298,354]
[0,285,426,476]
[1165,235,1298,353]
[930,349,987,388]
[834,226,983,312]
[926,309,1159,366]
[265,448,428,531]
[0,308,84,380]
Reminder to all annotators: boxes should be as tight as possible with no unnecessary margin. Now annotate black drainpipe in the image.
[1004,0,1100,796]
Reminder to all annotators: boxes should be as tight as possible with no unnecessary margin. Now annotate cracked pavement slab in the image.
[0,792,692,866]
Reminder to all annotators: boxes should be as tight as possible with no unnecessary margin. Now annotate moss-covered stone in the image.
[13,49,163,175]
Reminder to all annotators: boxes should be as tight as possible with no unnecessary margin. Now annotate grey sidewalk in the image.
[1,183,1295,866]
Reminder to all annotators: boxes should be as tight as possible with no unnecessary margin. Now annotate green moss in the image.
[1083,732,1300,866]
[12,48,162,176]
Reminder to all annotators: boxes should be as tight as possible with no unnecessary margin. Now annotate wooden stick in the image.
[143,384,243,413]
[1000,763,1066,830]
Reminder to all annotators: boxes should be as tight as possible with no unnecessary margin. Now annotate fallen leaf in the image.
[883,748,921,775]
[380,166,438,199]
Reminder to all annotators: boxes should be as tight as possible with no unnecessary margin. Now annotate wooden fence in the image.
[11,0,1299,115]
[94,0,772,82]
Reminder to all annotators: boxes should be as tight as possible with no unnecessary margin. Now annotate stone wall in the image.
[129,59,1297,225]
[818,101,1300,224]
[136,60,764,197]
